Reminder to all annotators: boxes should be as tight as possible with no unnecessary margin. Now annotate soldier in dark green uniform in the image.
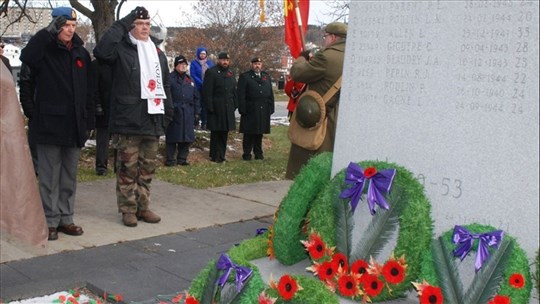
[237,57,275,160]
[285,22,347,179]
[202,51,237,163]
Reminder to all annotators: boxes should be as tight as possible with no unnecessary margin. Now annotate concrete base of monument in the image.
[251,257,417,303]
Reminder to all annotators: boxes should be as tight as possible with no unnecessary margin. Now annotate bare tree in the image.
[168,0,285,76]
[316,0,349,24]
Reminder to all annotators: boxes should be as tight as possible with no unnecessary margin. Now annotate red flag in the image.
[284,0,309,58]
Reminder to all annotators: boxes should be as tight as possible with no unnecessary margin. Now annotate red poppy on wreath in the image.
[301,232,327,260]
[75,58,84,69]
[364,167,377,178]
[185,294,199,304]
[337,272,362,297]
[382,259,406,284]
[350,259,369,279]
[277,275,300,300]
[488,295,511,304]
[332,252,348,272]
[58,295,67,302]
[148,79,157,91]
[509,273,525,289]
[361,274,384,297]
[317,260,336,281]
[419,286,444,304]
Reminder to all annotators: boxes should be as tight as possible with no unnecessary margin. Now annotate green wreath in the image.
[272,152,333,265]
[418,223,532,303]
[307,160,433,301]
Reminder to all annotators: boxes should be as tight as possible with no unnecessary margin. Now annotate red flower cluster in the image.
[267,274,302,301]
[303,233,407,301]
[488,295,511,304]
[412,281,444,304]
[509,273,525,289]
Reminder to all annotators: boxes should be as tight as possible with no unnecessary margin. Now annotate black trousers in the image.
[242,134,263,160]
[27,119,38,175]
[95,126,110,172]
[210,131,228,162]
[165,142,190,164]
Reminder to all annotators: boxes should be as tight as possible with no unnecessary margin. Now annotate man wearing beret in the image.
[94,6,173,227]
[237,57,275,161]
[164,55,200,166]
[202,51,237,163]
[20,6,94,240]
[286,21,347,179]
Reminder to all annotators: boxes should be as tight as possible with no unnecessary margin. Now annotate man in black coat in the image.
[94,6,173,227]
[237,57,275,160]
[92,59,112,176]
[19,6,94,241]
[202,51,237,163]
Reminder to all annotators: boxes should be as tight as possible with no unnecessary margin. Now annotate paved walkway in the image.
[0,179,290,302]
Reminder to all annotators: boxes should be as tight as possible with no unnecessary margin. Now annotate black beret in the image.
[218,52,230,59]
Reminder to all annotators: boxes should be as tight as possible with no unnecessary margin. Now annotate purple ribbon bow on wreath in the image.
[452,225,504,272]
[216,254,253,292]
[339,162,396,215]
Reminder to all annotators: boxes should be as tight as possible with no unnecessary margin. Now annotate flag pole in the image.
[292,0,306,52]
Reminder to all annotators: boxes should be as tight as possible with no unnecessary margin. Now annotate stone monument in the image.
[333,0,539,261]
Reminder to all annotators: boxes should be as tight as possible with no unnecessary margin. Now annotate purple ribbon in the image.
[452,225,504,272]
[216,254,252,292]
[339,162,396,215]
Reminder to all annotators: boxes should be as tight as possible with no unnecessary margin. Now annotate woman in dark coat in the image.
[165,55,200,166]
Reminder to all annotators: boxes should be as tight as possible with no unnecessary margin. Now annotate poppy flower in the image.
[337,273,361,297]
[58,295,67,302]
[509,273,525,288]
[332,252,348,272]
[185,295,199,304]
[362,274,384,297]
[364,167,377,178]
[419,285,444,304]
[316,260,336,281]
[278,275,300,300]
[382,259,406,284]
[171,293,183,303]
[350,259,369,279]
[301,232,327,260]
[147,79,156,91]
[76,58,84,69]
[488,295,511,304]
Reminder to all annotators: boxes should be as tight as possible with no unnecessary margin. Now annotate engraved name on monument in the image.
[334,0,539,260]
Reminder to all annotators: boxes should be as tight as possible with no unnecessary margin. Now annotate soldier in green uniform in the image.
[285,22,347,179]
[237,57,275,160]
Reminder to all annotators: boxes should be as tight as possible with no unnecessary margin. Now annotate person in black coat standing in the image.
[202,51,237,163]
[237,57,275,160]
[92,59,112,175]
[19,6,94,241]
[165,55,200,166]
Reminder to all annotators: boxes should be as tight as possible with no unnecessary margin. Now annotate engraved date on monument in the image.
[417,174,463,198]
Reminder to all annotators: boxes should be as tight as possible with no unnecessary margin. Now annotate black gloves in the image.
[299,50,311,61]
[46,16,67,36]
[119,6,148,31]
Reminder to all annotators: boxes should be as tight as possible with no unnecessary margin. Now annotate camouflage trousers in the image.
[112,134,159,214]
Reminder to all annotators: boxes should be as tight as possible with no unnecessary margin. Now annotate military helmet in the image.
[295,91,325,129]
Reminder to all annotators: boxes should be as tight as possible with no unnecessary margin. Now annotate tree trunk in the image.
[89,0,116,43]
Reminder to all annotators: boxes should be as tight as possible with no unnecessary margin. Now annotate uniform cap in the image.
[325,22,347,37]
[218,52,230,59]
[251,57,262,63]
[51,7,77,20]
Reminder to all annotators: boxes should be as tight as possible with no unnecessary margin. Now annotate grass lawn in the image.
[77,125,290,189]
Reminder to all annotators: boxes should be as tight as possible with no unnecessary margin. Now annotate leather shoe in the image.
[48,227,58,241]
[136,210,161,223]
[122,213,138,227]
[58,224,84,236]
